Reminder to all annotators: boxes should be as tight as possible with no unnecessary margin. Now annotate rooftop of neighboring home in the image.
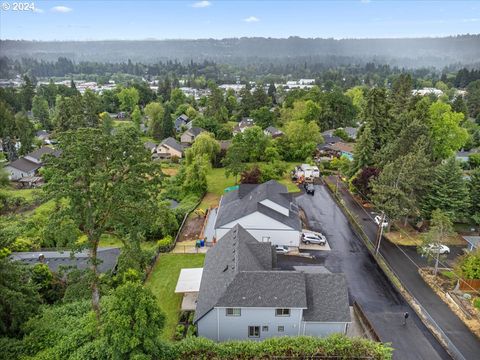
[264,126,283,136]
[5,157,42,173]
[159,137,184,153]
[233,118,255,133]
[194,224,350,324]
[319,134,344,146]
[327,142,354,154]
[10,247,121,273]
[25,146,60,163]
[183,126,205,138]
[174,114,190,130]
[215,180,301,231]
[6,146,60,172]
[143,141,157,151]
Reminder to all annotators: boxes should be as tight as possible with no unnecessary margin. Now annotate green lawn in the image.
[145,253,205,340]
[206,167,236,195]
[0,186,41,201]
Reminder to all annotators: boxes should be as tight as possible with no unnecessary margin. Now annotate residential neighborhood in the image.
[1,1,480,359]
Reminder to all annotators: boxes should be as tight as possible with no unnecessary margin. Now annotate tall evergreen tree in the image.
[351,123,374,175]
[162,103,174,139]
[422,157,470,220]
[469,168,480,226]
[362,88,393,151]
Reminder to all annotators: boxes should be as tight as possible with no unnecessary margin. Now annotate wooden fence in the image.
[459,279,480,292]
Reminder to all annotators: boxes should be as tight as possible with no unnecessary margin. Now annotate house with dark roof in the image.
[174,114,190,132]
[4,146,59,180]
[180,127,205,145]
[192,225,350,341]
[264,126,284,138]
[11,247,120,273]
[214,180,302,247]
[154,137,184,159]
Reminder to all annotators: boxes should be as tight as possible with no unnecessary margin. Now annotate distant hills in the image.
[1,35,479,68]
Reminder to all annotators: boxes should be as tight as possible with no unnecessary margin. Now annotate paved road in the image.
[293,184,451,360]
[326,177,480,360]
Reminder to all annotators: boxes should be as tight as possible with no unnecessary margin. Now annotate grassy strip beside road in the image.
[145,253,205,340]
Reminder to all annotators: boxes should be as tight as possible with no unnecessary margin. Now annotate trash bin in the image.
[195,240,201,248]
[200,239,205,247]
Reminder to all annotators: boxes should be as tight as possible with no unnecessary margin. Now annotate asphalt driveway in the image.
[292,184,451,360]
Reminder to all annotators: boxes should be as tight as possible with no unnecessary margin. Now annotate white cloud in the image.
[244,16,260,23]
[192,1,211,8]
[461,18,479,23]
[51,6,73,13]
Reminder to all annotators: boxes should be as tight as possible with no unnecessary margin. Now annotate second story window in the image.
[275,308,290,317]
[225,308,241,316]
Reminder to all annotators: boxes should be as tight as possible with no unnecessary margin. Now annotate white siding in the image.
[259,199,289,216]
[4,166,35,180]
[215,212,300,247]
[198,307,304,342]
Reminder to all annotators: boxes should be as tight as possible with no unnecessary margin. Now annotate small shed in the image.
[175,268,203,311]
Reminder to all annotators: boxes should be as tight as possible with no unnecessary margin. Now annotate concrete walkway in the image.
[326,176,480,360]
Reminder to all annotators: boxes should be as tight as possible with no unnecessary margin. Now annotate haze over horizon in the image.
[1,0,479,41]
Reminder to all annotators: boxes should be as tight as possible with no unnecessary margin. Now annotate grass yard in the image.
[145,253,205,341]
[1,186,41,201]
[386,222,468,246]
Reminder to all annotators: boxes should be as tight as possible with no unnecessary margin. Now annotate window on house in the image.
[275,308,290,316]
[262,326,269,332]
[248,326,260,338]
[278,326,284,332]
[225,308,241,316]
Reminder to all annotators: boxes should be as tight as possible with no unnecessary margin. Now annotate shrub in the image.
[174,324,185,341]
[186,324,196,337]
[157,235,174,253]
[474,298,480,310]
[10,237,38,252]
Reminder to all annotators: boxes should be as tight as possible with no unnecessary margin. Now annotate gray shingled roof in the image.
[215,180,301,231]
[11,247,120,273]
[194,225,276,322]
[216,271,307,308]
[5,158,41,172]
[26,146,58,162]
[265,126,283,136]
[160,137,184,153]
[174,114,189,130]
[302,273,351,322]
[184,126,204,137]
[194,225,350,324]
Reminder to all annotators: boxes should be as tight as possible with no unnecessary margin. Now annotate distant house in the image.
[343,127,358,140]
[4,146,59,180]
[412,88,444,97]
[35,130,50,143]
[143,141,157,153]
[233,118,255,136]
[174,114,190,132]
[11,247,120,273]
[456,149,479,163]
[214,180,302,247]
[193,224,351,341]
[155,137,184,159]
[181,127,205,145]
[264,126,284,138]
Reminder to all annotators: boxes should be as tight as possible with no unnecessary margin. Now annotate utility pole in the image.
[374,211,385,256]
[335,172,340,196]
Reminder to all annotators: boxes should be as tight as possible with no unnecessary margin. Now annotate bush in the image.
[10,237,38,252]
[474,298,480,310]
[157,235,174,253]
[170,334,393,360]
[174,324,185,341]
[186,324,196,337]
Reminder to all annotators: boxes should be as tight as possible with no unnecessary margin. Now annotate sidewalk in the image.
[325,176,480,360]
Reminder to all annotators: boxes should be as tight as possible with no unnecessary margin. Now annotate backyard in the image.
[145,253,205,340]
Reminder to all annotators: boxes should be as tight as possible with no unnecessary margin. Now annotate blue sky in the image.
[1,0,479,40]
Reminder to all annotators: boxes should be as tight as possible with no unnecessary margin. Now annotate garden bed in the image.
[419,268,480,339]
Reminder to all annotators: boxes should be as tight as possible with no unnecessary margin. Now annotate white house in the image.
[4,146,58,180]
[193,225,351,341]
[213,180,302,247]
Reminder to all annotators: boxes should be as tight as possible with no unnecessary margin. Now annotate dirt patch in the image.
[419,268,480,339]
[162,167,179,176]
[178,213,205,242]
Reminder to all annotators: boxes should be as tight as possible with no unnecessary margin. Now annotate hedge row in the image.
[167,335,393,360]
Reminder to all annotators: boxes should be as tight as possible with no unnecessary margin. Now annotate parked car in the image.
[302,232,326,245]
[424,244,450,255]
[304,183,315,195]
[275,245,290,254]
[374,215,388,228]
